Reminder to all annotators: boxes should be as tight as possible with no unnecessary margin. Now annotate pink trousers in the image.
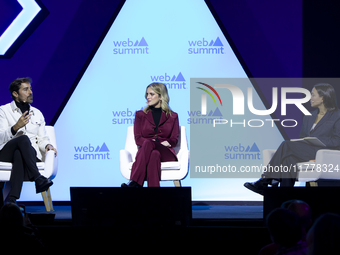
[130,140,177,187]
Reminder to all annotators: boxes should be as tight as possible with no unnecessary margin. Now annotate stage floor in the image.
[24,204,264,222]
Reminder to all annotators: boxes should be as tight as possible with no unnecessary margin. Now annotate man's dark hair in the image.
[9,77,32,100]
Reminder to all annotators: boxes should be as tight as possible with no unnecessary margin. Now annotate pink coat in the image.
[133,110,179,159]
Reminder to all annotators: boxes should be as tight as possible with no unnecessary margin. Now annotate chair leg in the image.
[41,191,50,212]
[41,188,54,212]
[309,181,318,187]
[47,188,54,211]
[174,180,181,187]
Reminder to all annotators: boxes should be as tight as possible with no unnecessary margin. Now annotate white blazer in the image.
[0,101,50,160]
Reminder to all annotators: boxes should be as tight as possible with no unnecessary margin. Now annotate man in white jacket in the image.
[0,77,57,204]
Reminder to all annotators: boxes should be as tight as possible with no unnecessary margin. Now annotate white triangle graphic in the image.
[54,0,283,201]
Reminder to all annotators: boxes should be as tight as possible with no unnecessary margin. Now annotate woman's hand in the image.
[160,141,171,147]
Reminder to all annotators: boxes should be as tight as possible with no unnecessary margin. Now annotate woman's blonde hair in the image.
[143,82,172,114]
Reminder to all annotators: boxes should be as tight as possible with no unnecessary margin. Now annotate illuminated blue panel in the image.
[19,0,283,201]
[0,0,41,55]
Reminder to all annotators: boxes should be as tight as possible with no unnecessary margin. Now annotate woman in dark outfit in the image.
[122,83,179,187]
[244,83,340,194]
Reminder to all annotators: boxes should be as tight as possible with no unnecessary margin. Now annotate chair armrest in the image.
[177,148,189,163]
[297,162,321,182]
[315,149,340,165]
[42,150,58,180]
[315,149,340,179]
[120,150,133,180]
[176,148,190,180]
[263,149,276,166]
[297,149,340,181]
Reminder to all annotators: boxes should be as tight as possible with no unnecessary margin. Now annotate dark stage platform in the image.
[17,186,340,253]
[23,202,269,253]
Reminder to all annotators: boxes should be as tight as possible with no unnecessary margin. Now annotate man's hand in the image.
[12,111,31,132]
[45,144,57,157]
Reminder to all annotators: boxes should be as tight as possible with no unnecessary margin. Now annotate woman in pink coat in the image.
[121,83,179,187]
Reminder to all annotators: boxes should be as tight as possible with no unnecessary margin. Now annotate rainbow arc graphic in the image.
[196,82,222,115]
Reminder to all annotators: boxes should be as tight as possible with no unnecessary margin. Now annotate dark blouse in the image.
[151,107,162,141]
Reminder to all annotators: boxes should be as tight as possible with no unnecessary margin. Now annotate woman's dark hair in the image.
[313,83,338,112]
[9,77,32,100]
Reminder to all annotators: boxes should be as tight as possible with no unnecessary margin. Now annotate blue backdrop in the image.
[0,0,304,201]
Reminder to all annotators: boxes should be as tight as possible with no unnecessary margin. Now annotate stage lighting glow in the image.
[0,0,41,55]
[19,0,284,201]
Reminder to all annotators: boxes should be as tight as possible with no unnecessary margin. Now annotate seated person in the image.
[122,82,179,187]
[0,77,57,204]
[245,83,340,194]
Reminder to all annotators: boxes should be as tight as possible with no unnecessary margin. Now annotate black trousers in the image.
[0,135,41,199]
[263,140,320,187]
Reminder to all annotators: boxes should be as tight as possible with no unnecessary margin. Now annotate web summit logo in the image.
[150,72,187,89]
[224,143,261,160]
[74,143,111,160]
[113,37,149,54]
[187,82,223,124]
[112,108,140,125]
[188,37,224,54]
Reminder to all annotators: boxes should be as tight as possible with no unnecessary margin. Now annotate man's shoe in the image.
[35,176,53,193]
[121,180,142,188]
[244,178,273,195]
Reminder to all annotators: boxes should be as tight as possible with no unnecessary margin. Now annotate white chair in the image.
[120,126,189,187]
[0,126,58,211]
[263,148,340,186]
